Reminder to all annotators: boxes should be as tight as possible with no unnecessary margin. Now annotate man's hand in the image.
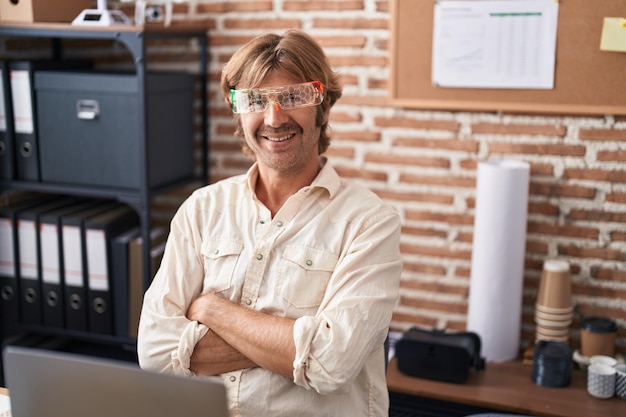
[189,329,257,375]
[187,293,297,379]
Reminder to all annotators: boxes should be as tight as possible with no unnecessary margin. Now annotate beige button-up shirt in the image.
[137,159,402,417]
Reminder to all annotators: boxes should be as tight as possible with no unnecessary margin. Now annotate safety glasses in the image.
[230,81,325,114]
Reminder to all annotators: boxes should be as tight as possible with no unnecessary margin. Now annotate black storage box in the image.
[395,327,485,384]
[35,71,195,189]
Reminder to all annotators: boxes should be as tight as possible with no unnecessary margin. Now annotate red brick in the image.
[330,130,380,142]
[579,128,626,141]
[324,146,355,159]
[368,78,387,90]
[472,122,567,136]
[558,245,626,262]
[459,159,478,170]
[364,153,450,168]
[489,142,585,157]
[525,240,549,255]
[223,18,302,30]
[313,17,388,29]
[210,140,241,153]
[528,162,554,177]
[399,173,476,188]
[612,231,626,242]
[529,182,596,199]
[591,267,626,282]
[329,111,362,123]
[568,209,626,223]
[564,168,626,182]
[450,267,470,281]
[399,296,468,315]
[597,150,626,162]
[375,189,454,205]
[339,73,359,86]
[209,35,258,47]
[400,279,469,297]
[315,35,367,48]
[401,226,448,239]
[393,137,479,153]
[456,231,473,244]
[403,262,447,276]
[336,95,389,107]
[329,55,387,68]
[215,123,238,136]
[197,1,272,13]
[376,0,389,13]
[374,116,460,132]
[284,1,365,11]
[576,304,626,323]
[373,37,388,51]
[573,282,626,300]
[527,222,599,240]
[405,210,473,226]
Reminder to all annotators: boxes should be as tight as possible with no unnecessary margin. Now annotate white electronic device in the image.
[72,0,132,26]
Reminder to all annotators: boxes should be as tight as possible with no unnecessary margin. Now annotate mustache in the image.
[257,125,303,136]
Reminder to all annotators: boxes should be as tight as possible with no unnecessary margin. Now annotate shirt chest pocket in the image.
[276,245,338,309]
[201,237,243,293]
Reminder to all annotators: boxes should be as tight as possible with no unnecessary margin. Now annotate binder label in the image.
[62,225,83,286]
[86,229,108,291]
[17,219,37,279]
[41,223,61,284]
[0,218,14,276]
[10,70,34,134]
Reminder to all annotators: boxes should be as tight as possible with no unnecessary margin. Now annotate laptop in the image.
[2,345,229,417]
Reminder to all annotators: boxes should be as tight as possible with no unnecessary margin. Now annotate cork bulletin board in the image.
[389,0,626,115]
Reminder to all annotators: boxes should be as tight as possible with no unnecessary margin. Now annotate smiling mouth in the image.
[262,133,296,142]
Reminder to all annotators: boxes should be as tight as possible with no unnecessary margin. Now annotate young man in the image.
[137,30,402,417]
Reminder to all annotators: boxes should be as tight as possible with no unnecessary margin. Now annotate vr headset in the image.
[395,327,486,383]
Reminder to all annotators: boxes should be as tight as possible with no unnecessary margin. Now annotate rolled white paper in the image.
[466,160,530,362]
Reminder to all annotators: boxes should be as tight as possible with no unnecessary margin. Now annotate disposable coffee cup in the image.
[616,364,626,399]
[537,260,571,310]
[589,355,617,368]
[580,317,617,357]
[535,308,573,321]
[535,316,572,328]
[587,363,616,399]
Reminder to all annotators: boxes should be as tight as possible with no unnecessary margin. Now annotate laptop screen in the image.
[3,345,229,417]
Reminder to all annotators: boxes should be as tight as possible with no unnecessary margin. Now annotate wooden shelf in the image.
[387,357,625,417]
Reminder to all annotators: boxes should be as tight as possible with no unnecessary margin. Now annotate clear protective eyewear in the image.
[230,81,326,114]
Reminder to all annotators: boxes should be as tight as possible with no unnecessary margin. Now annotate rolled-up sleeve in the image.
[137,197,208,375]
[292,209,401,394]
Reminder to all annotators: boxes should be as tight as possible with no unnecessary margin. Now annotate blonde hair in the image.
[221,30,342,156]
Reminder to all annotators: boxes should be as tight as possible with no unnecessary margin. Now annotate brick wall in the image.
[129,0,626,356]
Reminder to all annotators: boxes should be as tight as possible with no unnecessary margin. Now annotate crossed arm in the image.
[187,293,297,379]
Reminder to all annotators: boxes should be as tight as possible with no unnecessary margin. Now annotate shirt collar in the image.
[244,157,341,199]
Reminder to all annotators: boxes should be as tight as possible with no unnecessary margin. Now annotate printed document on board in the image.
[432,0,559,89]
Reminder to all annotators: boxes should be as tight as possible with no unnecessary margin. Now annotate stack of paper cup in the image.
[535,259,572,343]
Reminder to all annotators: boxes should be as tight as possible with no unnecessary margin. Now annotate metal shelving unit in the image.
[0,22,208,347]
